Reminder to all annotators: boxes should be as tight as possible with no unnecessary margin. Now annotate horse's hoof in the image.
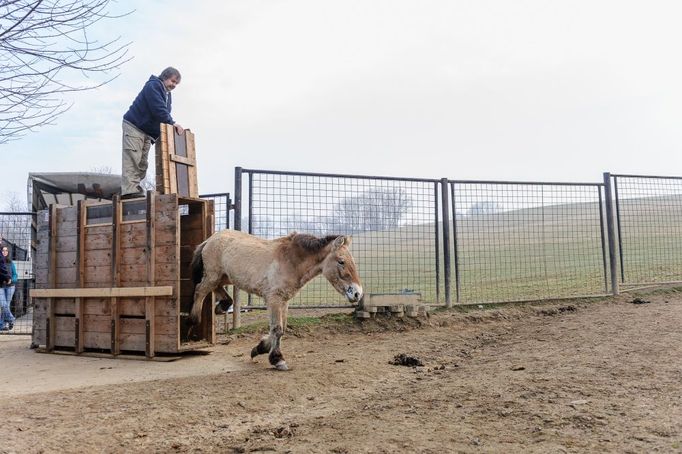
[251,346,260,359]
[274,360,289,371]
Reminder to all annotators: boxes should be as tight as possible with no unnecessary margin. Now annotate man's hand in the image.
[174,123,185,135]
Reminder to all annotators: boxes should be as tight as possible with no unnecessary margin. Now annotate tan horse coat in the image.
[190,230,363,370]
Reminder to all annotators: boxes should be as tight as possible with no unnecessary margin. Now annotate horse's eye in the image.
[337,259,345,266]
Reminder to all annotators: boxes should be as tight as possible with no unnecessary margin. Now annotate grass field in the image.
[246,194,682,308]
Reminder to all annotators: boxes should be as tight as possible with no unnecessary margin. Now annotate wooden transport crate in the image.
[31,193,215,358]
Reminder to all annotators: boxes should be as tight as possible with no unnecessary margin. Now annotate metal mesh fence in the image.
[241,169,441,307]
[612,174,682,286]
[450,181,608,303]
[0,212,34,335]
[199,192,231,233]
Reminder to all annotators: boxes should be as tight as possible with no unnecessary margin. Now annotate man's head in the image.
[159,67,181,91]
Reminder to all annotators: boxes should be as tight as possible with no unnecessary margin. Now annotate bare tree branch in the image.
[0,0,132,143]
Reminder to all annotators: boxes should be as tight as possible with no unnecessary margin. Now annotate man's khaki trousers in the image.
[121,120,152,196]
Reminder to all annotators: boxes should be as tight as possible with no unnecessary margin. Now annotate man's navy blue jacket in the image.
[123,75,174,141]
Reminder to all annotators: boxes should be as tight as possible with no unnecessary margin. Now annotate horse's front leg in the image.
[251,299,288,370]
[268,300,288,370]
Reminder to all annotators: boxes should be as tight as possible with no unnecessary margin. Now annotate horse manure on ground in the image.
[389,353,424,367]
[630,298,651,304]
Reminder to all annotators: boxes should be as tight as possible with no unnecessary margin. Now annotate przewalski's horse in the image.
[190,230,363,370]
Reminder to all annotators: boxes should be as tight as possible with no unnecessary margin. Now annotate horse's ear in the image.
[332,235,351,250]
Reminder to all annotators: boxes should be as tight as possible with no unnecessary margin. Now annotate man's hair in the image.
[159,67,181,81]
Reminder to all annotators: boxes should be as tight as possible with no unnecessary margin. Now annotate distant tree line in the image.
[248,188,413,237]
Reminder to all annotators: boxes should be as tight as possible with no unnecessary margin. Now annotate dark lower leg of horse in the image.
[215,295,233,315]
[268,325,287,370]
[214,286,233,314]
[251,335,270,359]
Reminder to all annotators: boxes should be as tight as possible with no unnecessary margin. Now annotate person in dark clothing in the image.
[0,245,15,330]
[0,242,12,331]
[121,67,185,199]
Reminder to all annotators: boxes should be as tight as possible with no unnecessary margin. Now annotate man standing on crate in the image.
[121,67,185,199]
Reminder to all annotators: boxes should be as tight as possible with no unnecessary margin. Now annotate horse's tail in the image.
[190,241,207,289]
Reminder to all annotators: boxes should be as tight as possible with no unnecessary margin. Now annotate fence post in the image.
[603,172,619,295]
[232,167,243,328]
[234,167,242,231]
[226,194,232,230]
[440,178,452,308]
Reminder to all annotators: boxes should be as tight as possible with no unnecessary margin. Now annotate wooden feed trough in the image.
[355,292,429,319]
[31,193,215,358]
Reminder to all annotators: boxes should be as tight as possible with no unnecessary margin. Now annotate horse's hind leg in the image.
[214,286,233,315]
[191,276,220,325]
[250,335,270,359]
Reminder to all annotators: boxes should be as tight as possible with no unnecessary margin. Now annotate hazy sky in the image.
[4,0,682,208]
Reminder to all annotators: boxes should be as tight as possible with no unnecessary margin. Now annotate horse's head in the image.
[322,235,363,303]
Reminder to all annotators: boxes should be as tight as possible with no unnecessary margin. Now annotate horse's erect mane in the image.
[291,233,340,253]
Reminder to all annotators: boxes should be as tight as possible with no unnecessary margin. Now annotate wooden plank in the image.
[186,130,198,198]
[55,220,78,233]
[55,236,77,253]
[76,200,85,353]
[181,228,206,246]
[54,316,75,348]
[75,298,84,353]
[169,155,196,166]
[54,251,77,268]
[80,315,177,335]
[111,195,121,355]
[55,267,77,287]
[80,298,177,317]
[54,298,75,314]
[83,265,113,285]
[156,224,179,246]
[47,204,57,351]
[57,206,78,222]
[83,331,112,350]
[84,250,113,267]
[205,199,215,236]
[82,298,110,316]
[146,193,156,358]
[155,123,172,194]
[83,232,114,251]
[366,293,422,307]
[168,125,178,195]
[31,286,174,298]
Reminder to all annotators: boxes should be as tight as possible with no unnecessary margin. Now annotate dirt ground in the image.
[2,290,682,454]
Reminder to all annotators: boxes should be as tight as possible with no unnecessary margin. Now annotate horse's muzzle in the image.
[345,284,363,303]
